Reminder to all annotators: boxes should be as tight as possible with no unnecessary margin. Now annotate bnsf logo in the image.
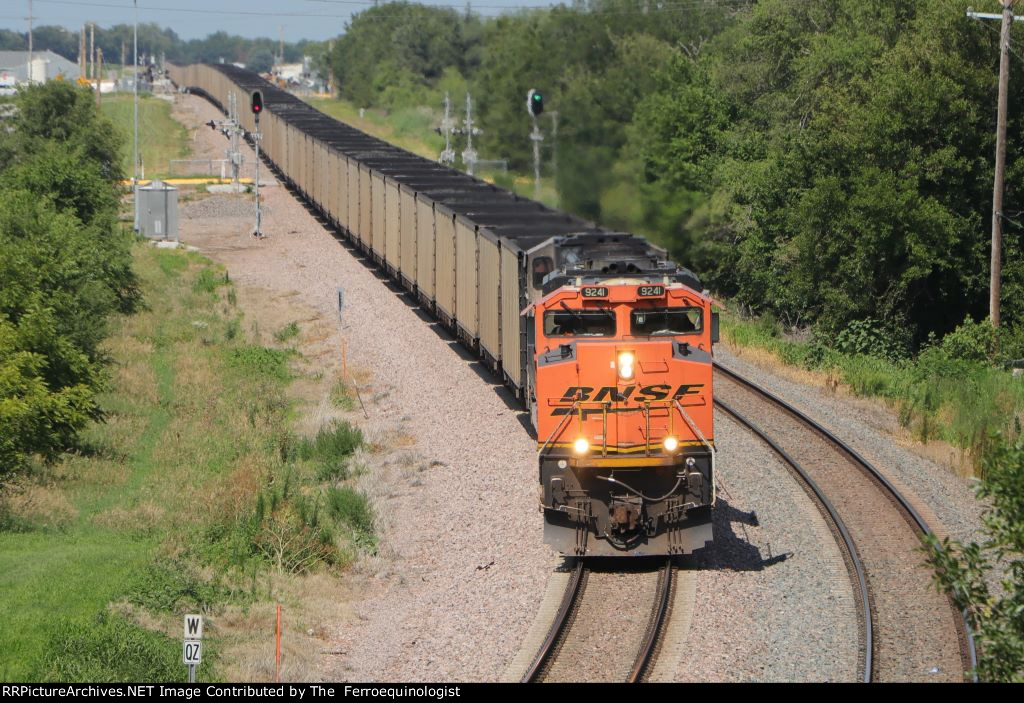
[559,385,704,403]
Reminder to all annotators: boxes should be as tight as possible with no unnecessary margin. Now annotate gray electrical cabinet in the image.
[139,180,179,241]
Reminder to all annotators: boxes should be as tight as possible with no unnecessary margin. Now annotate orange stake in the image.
[275,604,282,683]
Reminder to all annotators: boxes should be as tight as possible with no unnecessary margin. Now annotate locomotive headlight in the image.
[573,437,590,455]
[663,436,679,452]
[617,352,635,381]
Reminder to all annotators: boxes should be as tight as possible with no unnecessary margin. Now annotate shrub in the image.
[126,562,230,614]
[0,314,97,476]
[273,321,299,343]
[295,421,363,465]
[834,318,905,362]
[226,346,294,382]
[325,486,375,553]
[926,436,1024,681]
[938,316,998,363]
[192,268,229,295]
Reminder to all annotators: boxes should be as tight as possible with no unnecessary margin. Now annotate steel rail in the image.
[714,362,979,681]
[715,397,873,683]
[627,557,674,683]
[520,559,586,683]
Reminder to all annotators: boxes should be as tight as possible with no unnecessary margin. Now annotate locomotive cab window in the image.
[631,307,702,336]
[544,308,616,337]
[532,256,554,288]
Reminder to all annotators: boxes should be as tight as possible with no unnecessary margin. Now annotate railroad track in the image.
[522,557,674,683]
[714,363,977,682]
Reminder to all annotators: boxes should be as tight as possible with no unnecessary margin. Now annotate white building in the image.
[0,50,82,86]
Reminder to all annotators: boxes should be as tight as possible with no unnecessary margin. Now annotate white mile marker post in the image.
[183,614,203,683]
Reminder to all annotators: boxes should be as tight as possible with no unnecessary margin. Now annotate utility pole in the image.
[79,25,86,79]
[227,92,243,189]
[26,1,33,82]
[969,2,1021,327]
[549,110,559,204]
[95,48,102,106]
[121,40,125,72]
[250,90,264,238]
[437,92,456,166]
[89,22,95,80]
[327,39,335,94]
[527,89,545,200]
[133,0,140,232]
[461,92,479,176]
[531,119,543,200]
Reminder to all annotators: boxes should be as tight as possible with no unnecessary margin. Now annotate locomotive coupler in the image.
[608,494,643,535]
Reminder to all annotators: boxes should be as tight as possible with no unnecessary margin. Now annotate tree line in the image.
[329,0,1024,352]
[0,82,139,480]
[0,24,323,74]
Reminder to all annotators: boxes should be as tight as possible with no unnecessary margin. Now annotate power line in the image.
[32,0,360,19]
[310,0,755,15]
[29,0,754,22]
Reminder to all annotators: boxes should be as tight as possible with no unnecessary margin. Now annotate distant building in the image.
[272,57,324,93]
[0,50,82,86]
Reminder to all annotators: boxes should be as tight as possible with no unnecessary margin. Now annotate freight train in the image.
[168,63,717,557]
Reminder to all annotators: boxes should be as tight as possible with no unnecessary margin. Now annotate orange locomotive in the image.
[528,271,717,556]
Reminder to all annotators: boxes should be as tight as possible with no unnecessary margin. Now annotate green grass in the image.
[295,421,363,482]
[1,243,380,680]
[330,378,357,412]
[101,95,190,179]
[325,486,376,553]
[0,246,287,681]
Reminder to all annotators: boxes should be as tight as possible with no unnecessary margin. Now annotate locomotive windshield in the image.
[631,307,702,336]
[544,308,616,337]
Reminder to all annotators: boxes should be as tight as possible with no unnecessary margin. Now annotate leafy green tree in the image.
[0,313,97,477]
[0,189,133,388]
[246,48,276,75]
[629,0,1023,345]
[1,142,120,228]
[329,3,480,108]
[3,81,122,184]
[926,437,1024,681]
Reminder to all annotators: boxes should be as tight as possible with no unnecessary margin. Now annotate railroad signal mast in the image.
[205,91,246,191]
[527,88,544,199]
[436,92,456,166]
[461,92,481,175]
[251,89,264,238]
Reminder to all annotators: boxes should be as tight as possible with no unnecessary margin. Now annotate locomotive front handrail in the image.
[676,399,716,505]
[556,399,686,456]
[540,399,579,455]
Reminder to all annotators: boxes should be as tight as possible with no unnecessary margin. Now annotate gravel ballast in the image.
[677,411,860,682]
[715,347,986,548]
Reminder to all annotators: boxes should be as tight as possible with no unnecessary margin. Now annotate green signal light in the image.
[533,94,542,101]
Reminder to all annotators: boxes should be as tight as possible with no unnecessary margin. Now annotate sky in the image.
[0,0,561,43]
